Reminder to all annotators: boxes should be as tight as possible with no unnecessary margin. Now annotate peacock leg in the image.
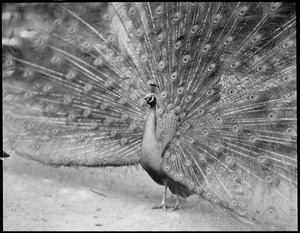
[152,183,170,210]
[172,195,180,211]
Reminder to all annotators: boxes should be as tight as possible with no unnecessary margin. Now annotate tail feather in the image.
[3,3,148,167]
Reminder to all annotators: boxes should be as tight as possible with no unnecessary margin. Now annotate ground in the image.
[3,152,297,231]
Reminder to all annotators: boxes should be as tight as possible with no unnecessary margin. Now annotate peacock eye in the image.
[129,6,136,15]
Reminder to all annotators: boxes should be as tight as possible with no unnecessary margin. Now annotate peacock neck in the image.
[141,102,164,169]
[145,104,157,137]
[142,103,160,157]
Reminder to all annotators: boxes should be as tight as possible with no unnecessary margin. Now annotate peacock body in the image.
[2,2,297,226]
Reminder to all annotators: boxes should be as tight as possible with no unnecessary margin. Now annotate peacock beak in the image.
[141,98,147,107]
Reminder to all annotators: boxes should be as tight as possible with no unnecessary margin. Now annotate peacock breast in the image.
[156,110,179,152]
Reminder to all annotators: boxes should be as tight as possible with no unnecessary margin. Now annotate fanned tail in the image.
[3,3,151,167]
[2,2,297,225]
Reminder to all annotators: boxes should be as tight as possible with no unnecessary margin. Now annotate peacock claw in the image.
[152,202,180,211]
[152,195,181,211]
[152,203,171,210]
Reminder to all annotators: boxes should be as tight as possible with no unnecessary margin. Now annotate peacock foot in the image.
[152,202,171,210]
[152,194,181,211]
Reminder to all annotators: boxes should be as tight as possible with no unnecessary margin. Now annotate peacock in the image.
[2,2,297,226]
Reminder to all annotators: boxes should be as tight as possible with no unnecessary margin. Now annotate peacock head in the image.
[142,80,159,107]
[142,93,157,107]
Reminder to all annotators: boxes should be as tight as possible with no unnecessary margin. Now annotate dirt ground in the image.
[3,151,297,231]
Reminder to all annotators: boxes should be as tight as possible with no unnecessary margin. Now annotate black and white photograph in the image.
[3,2,297,231]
